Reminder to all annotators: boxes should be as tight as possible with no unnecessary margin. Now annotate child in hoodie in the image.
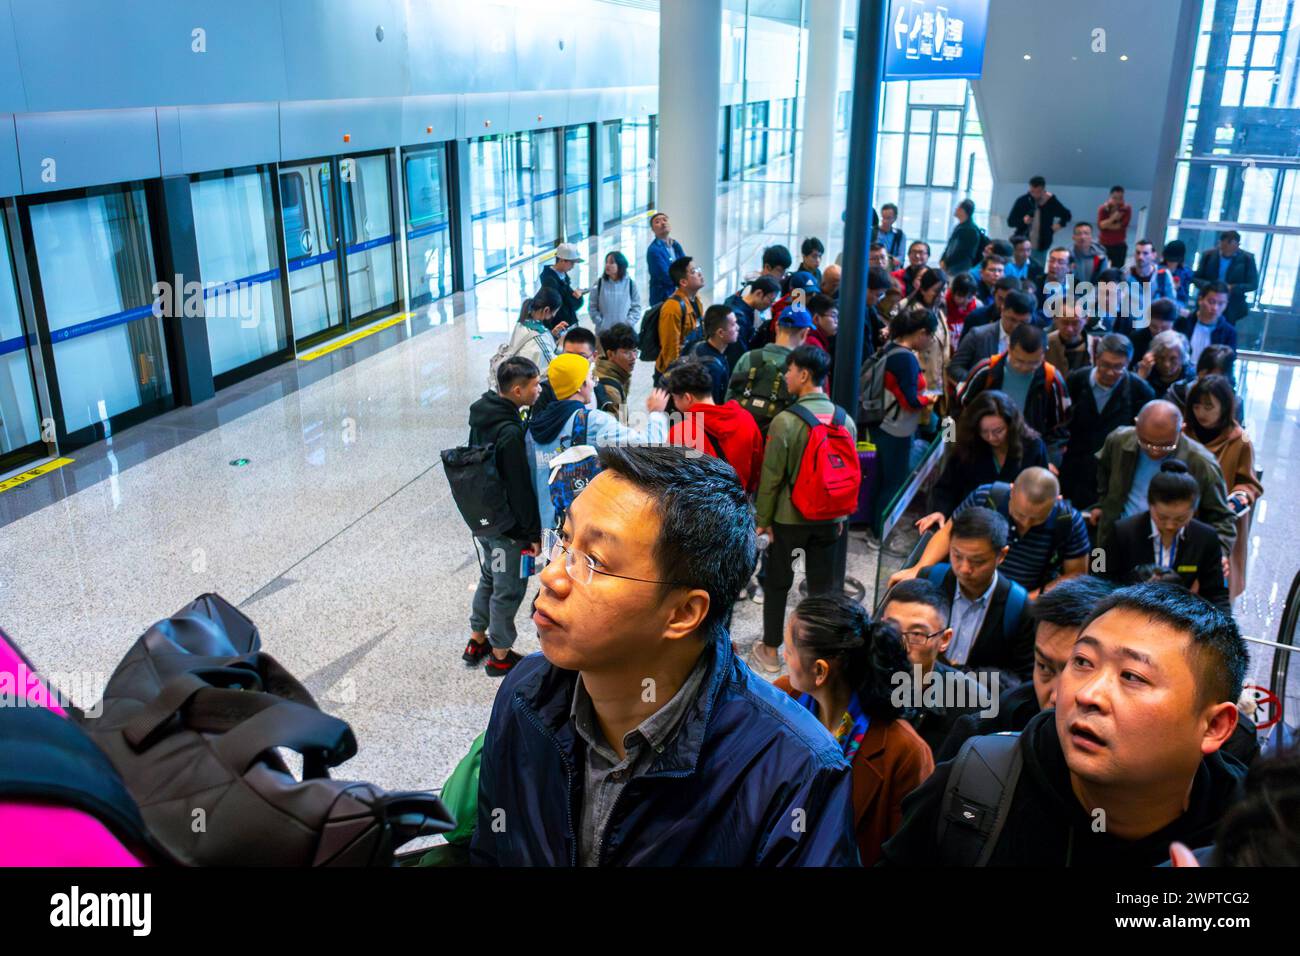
[526,353,671,532]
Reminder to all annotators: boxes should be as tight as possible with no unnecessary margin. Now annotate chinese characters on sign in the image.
[884,0,989,81]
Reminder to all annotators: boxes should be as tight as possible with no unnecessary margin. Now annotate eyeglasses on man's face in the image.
[898,626,947,647]
[1138,436,1179,454]
[541,528,680,588]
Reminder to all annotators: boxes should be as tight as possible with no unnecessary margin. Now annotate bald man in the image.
[1092,400,1236,555]
[891,467,1092,598]
[820,263,841,299]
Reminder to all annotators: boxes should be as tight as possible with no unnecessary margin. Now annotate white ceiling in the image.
[973,0,1191,189]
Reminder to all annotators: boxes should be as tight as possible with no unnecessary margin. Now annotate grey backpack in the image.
[937,732,1024,866]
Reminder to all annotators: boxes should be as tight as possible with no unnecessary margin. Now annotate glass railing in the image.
[1266,568,1300,742]
[868,432,947,610]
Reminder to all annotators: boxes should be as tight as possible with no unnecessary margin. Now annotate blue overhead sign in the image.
[884,0,989,81]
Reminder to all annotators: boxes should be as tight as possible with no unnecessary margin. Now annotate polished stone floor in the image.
[0,175,1296,796]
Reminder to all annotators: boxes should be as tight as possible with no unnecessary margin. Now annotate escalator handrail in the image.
[1269,565,1300,729]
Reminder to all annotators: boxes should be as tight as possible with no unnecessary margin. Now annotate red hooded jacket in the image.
[667,400,765,495]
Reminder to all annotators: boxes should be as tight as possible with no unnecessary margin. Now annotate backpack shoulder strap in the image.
[937,732,1024,866]
[571,407,590,445]
[984,482,1012,512]
[920,562,951,588]
[830,405,846,429]
[787,402,821,431]
[1002,579,1029,636]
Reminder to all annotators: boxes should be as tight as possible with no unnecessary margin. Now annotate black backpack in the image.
[441,435,518,538]
[638,295,700,361]
[937,732,1024,865]
[731,349,791,434]
[76,594,455,866]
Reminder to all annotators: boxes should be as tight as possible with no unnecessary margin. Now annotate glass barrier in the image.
[869,432,946,610]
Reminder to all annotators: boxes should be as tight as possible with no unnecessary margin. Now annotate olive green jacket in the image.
[756,393,857,527]
[1095,428,1235,555]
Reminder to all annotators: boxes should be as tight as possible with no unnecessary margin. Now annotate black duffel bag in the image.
[76,593,454,866]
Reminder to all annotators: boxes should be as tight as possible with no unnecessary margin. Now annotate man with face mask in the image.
[882,584,1249,866]
[935,575,1117,762]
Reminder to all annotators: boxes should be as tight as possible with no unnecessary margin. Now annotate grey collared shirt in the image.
[569,651,710,866]
[947,571,999,666]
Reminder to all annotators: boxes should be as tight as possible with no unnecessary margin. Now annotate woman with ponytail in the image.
[774,594,934,864]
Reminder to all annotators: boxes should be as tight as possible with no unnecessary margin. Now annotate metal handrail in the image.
[1269,567,1300,726]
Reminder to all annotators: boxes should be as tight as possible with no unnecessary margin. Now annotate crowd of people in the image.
[446,190,1295,867]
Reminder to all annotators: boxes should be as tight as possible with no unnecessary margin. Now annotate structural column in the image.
[798,0,844,202]
[657,0,722,297]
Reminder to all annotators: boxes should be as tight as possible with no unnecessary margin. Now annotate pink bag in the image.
[0,626,151,866]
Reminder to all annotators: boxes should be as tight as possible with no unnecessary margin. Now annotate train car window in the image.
[279,172,308,259]
[317,167,335,250]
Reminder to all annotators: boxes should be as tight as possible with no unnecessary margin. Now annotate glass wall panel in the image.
[0,217,40,455]
[339,153,397,321]
[1166,0,1300,354]
[564,125,591,242]
[469,136,509,282]
[620,117,654,218]
[600,120,622,229]
[191,167,286,377]
[28,185,170,435]
[402,143,452,306]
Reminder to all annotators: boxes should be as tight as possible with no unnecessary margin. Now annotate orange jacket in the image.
[773,676,934,865]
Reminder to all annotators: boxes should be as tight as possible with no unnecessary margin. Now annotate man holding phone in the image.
[540,242,588,334]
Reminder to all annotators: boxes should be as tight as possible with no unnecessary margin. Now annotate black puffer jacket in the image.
[467,391,540,543]
[881,710,1246,866]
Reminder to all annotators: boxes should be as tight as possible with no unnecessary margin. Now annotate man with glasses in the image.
[878,579,988,757]
[889,507,1034,684]
[1060,333,1154,515]
[1092,399,1236,556]
[471,446,859,866]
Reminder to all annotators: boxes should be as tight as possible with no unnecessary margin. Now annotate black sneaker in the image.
[484,649,524,678]
[462,638,491,666]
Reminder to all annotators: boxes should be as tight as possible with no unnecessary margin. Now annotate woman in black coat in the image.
[918,389,1049,532]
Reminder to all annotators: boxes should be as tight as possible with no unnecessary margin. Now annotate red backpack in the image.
[787,404,861,521]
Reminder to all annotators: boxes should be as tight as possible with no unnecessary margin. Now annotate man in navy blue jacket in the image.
[471,445,859,866]
[1175,281,1238,369]
[646,212,685,307]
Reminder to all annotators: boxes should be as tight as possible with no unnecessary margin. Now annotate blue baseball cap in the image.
[787,271,821,293]
[778,306,815,329]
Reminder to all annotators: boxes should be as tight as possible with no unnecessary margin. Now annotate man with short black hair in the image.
[1045,299,1093,373]
[646,212,684,307]
[936,575,1118,761]
[655,256,705,380]
[1009,176,1072,265]
[879,578,988,756]
[692,304,739,403]
[760,244,793,284]
[875,202,906,262]
[960,322,1071,452]
[1060,333,1155,513]
[724,274,781,368]
[941,198,982,276]
[882,583,1249,866]
[1097,186,1132,268]
[1192,230,1258,324]
[664,359,764,495]
[1175,280,1238,368]
[560,326,598,360]
[964,275,1021,332]
[751,345,856,673]
[973,254,1006,303]
[473,446,859,866]
[1005,234,1045,288]
[889,507,1034,682]
[949,288,1033,385]
[799,237,825,283]
[1070,223,1108,284]
[464,356,544,673]
[594,322,638,416]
